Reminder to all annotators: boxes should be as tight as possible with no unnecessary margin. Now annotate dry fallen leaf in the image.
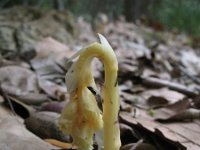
[25,111,69,142]
[152,98,191,121]
[120,113,186,149]
[34,37,71,59]
[38,78,67,100]
[0,66,39,95]
[141,88,185,108]
[156,108,200,123]
[120,123,138,145]
[0,117,57,150]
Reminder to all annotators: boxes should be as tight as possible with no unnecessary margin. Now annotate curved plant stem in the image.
[59,34,121,150]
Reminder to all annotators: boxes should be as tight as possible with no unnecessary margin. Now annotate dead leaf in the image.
[192,95,200,109]
[156,108,200,123]
[34,37,71,59]
[152,98,191,121]
[0,66,39,95]
[33,37,75,72]
[141,88,185,108]
[3,96,35,118]
[120,114,186,149]
[120,123,138,145]
[38,78,67,100]
[0,58,30,68]
[121,91,146,108]
[0,117,57,150]
[13,93,49,105]
[25,111,69,142]
[30,40,70,101]
[31,55,65,78]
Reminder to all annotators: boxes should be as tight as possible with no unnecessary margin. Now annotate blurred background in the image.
[1,0,200,37]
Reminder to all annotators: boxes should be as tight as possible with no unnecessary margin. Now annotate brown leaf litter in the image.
[1,6,200,150]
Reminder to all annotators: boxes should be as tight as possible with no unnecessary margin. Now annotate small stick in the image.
[139,76,198,97]
[0,84,16,116]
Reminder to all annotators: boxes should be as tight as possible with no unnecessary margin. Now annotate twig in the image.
[130,139,143,150]
[0,84,16,116]
[136,76,198,97]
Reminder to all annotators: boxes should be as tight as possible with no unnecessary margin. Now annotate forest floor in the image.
[0,6,200,150]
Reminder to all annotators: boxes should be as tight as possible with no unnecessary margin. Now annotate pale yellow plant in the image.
[59,34,121,150]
